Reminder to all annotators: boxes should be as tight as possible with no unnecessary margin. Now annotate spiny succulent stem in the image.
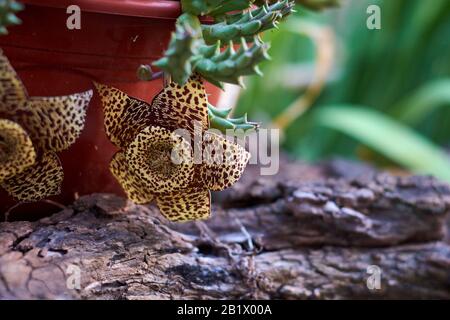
[202,0,295,44]
[193,38,271,88]
[152,12,202,85]
[146,0,293,87]
[208,103,260,134]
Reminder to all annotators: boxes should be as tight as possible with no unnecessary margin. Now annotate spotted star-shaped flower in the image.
[95,74,250,222]
[0,49,93,201]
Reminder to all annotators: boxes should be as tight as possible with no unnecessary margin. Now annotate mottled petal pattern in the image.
[150,74,209,134]
[0,119,36,183]
[110,151,154,204]
[0,49,28,114]
[156,188,211,222]
[95,83,155,148]
[200,131,251,191]
[1,152,63,202]
[14,91,93,153]
[125,126,194,193]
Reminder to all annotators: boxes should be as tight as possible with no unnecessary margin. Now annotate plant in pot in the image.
[0,0,294,220]
[95,0,295,221]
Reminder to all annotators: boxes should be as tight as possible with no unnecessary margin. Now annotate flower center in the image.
[147,143,176,178]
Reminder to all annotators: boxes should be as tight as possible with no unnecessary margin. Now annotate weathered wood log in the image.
[0,164,449,299]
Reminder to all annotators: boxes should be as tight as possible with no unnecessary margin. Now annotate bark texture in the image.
[0,161,449,299]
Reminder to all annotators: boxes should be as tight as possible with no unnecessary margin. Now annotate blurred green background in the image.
[236,0,450,181]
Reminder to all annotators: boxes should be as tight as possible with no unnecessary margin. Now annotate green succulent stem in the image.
[202,0,295,44]
[146,0,293,87]
[208,103,259,134]
[193,37,270,88]
[255,0,339,10]
[153,13,202,85]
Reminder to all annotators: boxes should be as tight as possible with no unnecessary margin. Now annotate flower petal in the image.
[15,90,93,153]
[1,152,63,202]
[0,119,36,183]
[200,131,250,191]
[110,151,154,204]
[125,126,194,193]
[0,50,28,114]
[94,83,155,148]
[156,188,211,222]
[150,74,209,134]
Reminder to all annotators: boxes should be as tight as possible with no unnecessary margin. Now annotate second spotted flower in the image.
[0,49,92,202]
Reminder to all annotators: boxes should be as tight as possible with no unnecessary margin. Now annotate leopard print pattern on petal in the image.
[15,91,93,153]
[200,131,251,191]
[110,151,154,204]
[150,74,209,134]
[95,83,156,149]
[0,49,28,115]
[155,188,211,222]
[0,119,36,183]
[1,151,63,202]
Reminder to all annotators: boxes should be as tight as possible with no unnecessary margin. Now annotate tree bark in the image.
[0,161,449,299]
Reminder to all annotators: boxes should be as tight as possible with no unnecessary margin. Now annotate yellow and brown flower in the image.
[95,74,250,222]
[0,50,93,202]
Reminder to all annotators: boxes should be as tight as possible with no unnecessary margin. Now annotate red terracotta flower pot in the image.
[0,0,222,219]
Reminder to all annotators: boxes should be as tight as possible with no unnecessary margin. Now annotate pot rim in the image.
[20,0,182,19]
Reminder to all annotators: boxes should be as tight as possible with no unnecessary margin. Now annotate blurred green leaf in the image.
[393,79,450,124]
[237,0,450,179]
[316,105,450,181]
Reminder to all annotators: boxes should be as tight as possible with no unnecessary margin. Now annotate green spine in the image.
[0,0,23,35]
[193,37,270,88]
[202,0,295,44]
[208,104,259,134]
